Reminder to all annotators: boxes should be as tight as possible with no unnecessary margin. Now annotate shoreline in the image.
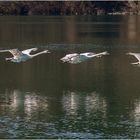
[0,1,139,16]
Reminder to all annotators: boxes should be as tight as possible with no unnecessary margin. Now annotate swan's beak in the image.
[6,58,12,61]
[105,52,109,55]
[126,52,131,55]
[104,52,110,55]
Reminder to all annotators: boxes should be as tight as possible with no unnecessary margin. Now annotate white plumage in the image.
[126,52,140,65]
[60,51,109,64]
[0,48,50,63]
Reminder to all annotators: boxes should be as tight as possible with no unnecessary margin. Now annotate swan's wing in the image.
[0,49,22,57]
[62,53,79,59]
[60,53,79,62]
[9,49,22,57]
[0,49,11,53]
[132,53,140,61]
[65,53,79,58]
[22,48,38,55]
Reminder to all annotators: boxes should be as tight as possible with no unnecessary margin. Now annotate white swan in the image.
[60,51,109,64]
[126,52,140,65]
[0,48,50,63]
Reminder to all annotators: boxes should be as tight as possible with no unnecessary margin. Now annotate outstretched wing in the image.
[0,49,22,57]
[132,53,140,62]
[65,53,79,58]
[22,48,38,55]
[9,49,22,57]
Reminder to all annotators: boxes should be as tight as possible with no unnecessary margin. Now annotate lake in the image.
[0,16,140,138]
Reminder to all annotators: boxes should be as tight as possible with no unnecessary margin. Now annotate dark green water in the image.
[0,16,140,138]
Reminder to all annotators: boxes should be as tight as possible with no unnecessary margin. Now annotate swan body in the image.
[126,52,140,65]
[0,48,50,63]
[61,51,109,64]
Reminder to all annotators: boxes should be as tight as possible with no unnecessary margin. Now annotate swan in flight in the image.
[60,51,109,64]
[126,52,140,65]
[0,48,50,63]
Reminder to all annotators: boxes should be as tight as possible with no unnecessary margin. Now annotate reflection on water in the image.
[1,88,140,138]
[0,89,49,118]
[62,91,78,116]
[0,16,140,47]
[85,91,107,116]
[62,90,107,118]
[0,89,108,138]
[0,16,140,138]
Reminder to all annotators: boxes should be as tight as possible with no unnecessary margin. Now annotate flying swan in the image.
[126,52,140,65]
[60,51,109,64]
[0,48,50,63]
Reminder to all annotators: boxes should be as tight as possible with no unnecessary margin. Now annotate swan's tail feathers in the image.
[60,58,67,63]
[61,60,66,63]
[5,58,12,61]
[60,57,71,63]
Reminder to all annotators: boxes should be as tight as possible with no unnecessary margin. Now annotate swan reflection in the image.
[0,89,49,119]
[131,99,140,138]
[133,99,140,122]
[24,94,38,117]
[85,91,107,116]
[62,91,78,116]
[62,90,107,118]
[10,89,22,110]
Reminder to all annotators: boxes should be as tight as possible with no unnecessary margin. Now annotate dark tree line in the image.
[0,1,139,15]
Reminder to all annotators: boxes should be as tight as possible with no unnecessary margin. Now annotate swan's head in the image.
[126,52,133,56]
[102,51,109,55]
[43,50,50,53]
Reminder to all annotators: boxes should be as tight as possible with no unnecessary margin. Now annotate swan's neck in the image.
[93,52,107,57]
[87,55,95,58]
[128,52,134,55]
[30,51,46,57]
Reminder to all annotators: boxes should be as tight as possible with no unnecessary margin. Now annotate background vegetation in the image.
[0,1,139,15]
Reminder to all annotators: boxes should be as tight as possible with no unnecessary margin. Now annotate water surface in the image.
[0,16,140,138]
